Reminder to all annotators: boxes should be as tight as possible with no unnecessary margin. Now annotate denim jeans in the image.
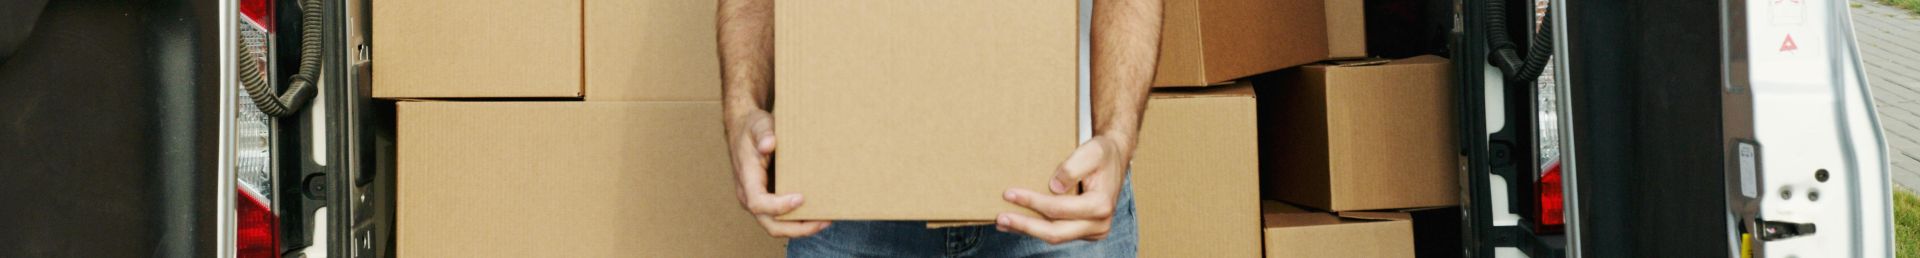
[787,179,1137,258]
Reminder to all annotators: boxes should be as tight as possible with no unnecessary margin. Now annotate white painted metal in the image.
[1740,0,1894,256]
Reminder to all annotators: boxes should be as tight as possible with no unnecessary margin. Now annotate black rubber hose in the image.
[1484,0,1554,82]
[238,0,321,117]
[1512,12,1554,82]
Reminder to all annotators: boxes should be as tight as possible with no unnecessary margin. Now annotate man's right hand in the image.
[727,108,831,238]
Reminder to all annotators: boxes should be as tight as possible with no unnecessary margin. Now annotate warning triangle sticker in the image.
[1780,34,1798,53]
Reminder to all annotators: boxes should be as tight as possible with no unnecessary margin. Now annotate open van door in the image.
[1461,0,1894,257]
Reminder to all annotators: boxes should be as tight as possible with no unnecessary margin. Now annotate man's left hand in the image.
[998,134,1132,245]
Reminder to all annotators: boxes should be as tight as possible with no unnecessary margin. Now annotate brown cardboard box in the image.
[1260,55,1457,211]
[1155,0,1367,87]
[770,0,1078,221]
[1325,0,1367,59]
[373,0,582,98]
[1133,83,1262,257]
[1262,201,1413,258]
[585,0,721,101]
[396,102,785,257]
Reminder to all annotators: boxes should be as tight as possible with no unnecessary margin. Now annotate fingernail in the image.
[1004,190,1019,202]
[788,196,804,206]
[1049,179,1067,194]
[998,214,1012,226]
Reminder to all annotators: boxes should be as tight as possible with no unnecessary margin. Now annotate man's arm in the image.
[998,0,1161,244]
[718,0,829,238]
[1089,0,1160,157]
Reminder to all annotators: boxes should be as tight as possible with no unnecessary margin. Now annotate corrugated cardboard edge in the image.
[1149,81,1257,99]
[1336,211,1413,221]
[925,221,995,229]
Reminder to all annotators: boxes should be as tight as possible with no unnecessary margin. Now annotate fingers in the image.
[1053,140,1109,194]
[744,192,804,215]
[1005,188,1114,220]
[756,215,832,238]
[996,213,1109,245]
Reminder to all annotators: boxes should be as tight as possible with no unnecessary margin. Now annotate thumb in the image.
[1053,139,1107,194]
[750,114,776,154]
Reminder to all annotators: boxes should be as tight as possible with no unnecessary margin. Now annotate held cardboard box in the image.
[1262,201,1413,258]
[396,102,785,257]
[1133,83,1262,257]
[1155,0,1367,87]
[1259,55,1457,211]
[771,0,1078,221]
[585,0,721,101]
[373,0,582,98]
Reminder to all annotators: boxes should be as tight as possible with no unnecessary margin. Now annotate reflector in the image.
[1538,161,1565,232]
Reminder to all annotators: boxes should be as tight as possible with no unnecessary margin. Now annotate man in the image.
[718,0,1162,256]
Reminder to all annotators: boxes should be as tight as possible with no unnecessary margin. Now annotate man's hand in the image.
[721,0,826,238]
[999,0,1160,244]
[726,108,831,238]
[998,135,1133,244]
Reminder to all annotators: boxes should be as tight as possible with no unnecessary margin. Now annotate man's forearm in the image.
[1091,0,1162,151]
[719,0,774,124]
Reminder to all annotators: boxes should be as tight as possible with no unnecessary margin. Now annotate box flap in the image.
[1261,201,1414,257]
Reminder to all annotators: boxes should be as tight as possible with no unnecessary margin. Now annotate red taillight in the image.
[239,0,273,32]
[1536,162,1565,232]
[237,188,279,258]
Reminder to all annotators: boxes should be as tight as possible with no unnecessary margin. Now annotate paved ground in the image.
[1850,0,1920,191]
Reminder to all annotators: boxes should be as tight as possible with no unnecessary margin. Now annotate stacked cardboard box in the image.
[1131,0,1458,257]
[1133,83,1262,257]
[1154,0,1368,87]
[1259,56,1457,212]
[375,0,784,256]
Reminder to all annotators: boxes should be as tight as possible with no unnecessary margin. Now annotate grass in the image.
[1880,0,1920,15]
[1899,188,1917,258]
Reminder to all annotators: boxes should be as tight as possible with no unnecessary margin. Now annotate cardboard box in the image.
[770,0,1078,221]
[1133,83,1262,257]
[373,0,582,98]
[396,102,785,257]
[585,0,721,101]
[1155,0,1367,87]
[1259,55,1457,211]
[1325,0,1367,59]
[1262,201,1413,258]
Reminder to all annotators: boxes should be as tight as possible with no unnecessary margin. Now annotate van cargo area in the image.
[0,0,1898,257]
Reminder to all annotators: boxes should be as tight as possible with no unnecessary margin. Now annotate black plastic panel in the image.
[1564,0,1731,256]
[0,0,219,257]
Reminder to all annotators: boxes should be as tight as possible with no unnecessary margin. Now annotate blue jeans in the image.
[787,179,1137,258]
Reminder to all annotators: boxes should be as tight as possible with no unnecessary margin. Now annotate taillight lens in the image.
[239,0,273,32]
[235,0,277,255]
[1536,161,1565,232]
[237,188,279,258]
